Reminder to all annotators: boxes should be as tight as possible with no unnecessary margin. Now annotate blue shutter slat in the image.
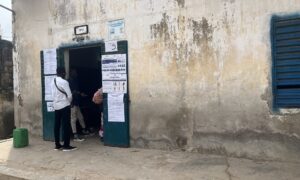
[276,40,300,47]
[276,53,300,60]
[277,73,300,80]
[277,99,300,103]
[277,80,300,86]
[276,32,300,41]
[276,46,300,54]
[277,98,300,102]
[276,25,300,34]
[278,96,300,99]
[276,66,300,73]
[276,59,300,66]
[275,18,300,24]
[277,102,300,107]
[277,89,300,95]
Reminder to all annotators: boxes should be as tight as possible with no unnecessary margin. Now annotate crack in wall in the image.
[225,156,233,180]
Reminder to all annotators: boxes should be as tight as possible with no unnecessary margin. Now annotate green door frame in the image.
[42,40,130,147]
[42,40,104,141]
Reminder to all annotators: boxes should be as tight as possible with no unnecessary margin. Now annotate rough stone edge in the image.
[0,166,29,180]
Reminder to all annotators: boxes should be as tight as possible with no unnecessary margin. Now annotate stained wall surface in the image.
[13,0,300,161]
[0,39,14,139]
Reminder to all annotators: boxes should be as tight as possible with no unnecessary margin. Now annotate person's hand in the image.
[92,89,103,104]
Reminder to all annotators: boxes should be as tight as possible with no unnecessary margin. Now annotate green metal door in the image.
[101,40,130,147]
[41,48,65,141]
[40,49,58,141]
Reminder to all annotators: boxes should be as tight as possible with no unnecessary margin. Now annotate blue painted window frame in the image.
[271,14,300,108]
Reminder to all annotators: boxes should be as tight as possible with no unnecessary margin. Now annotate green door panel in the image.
[102,41,130,147]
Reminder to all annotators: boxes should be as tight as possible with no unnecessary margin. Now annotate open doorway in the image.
[68,46,102,136]
[43,40,130,146]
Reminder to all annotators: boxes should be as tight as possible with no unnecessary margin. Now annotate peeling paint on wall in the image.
[174,0,185,8]
[190,18,213,46]
[150,13,170,42]
[99,0,106,15]
[50,0,77,25]
[150,13,215,63]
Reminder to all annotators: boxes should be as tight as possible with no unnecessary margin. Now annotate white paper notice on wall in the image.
[105,41,118,52]
[101,54,127,93]
[43,48,57,75]
[44,75,56,101]
[102,81,127,94]
[108,93,125,122]
[46,102,54,112]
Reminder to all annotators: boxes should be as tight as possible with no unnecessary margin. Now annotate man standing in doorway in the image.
[69,69,89,141]
[52,67,77,151]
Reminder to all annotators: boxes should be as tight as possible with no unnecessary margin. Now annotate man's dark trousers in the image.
[54,106,71,147]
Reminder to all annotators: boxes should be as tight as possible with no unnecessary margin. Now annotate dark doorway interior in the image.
[69,46,102,134]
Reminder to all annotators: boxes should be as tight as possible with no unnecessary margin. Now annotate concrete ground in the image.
[0,136,299,180]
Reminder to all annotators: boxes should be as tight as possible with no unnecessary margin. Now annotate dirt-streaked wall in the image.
[13,0,50,136]
[13,0,300,162]
[0,39,14,139]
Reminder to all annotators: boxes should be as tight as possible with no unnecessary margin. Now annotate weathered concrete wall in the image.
[13,0,50,136]
[13,0,300,161]
[0,39,14,139]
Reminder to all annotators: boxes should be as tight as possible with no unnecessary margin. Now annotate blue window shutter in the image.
[272,16,300,108]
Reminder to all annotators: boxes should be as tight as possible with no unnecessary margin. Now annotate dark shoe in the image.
[62,146,77,152]
[84,133,95,138]
[73,134,85,142]
[54,144,63,151]
[82,129,89,135]
[73,137,85,142]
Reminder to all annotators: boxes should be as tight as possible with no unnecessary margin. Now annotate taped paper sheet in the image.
[108,93,125,122]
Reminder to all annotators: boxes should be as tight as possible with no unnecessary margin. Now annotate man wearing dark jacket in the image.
[69,69,89,141]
